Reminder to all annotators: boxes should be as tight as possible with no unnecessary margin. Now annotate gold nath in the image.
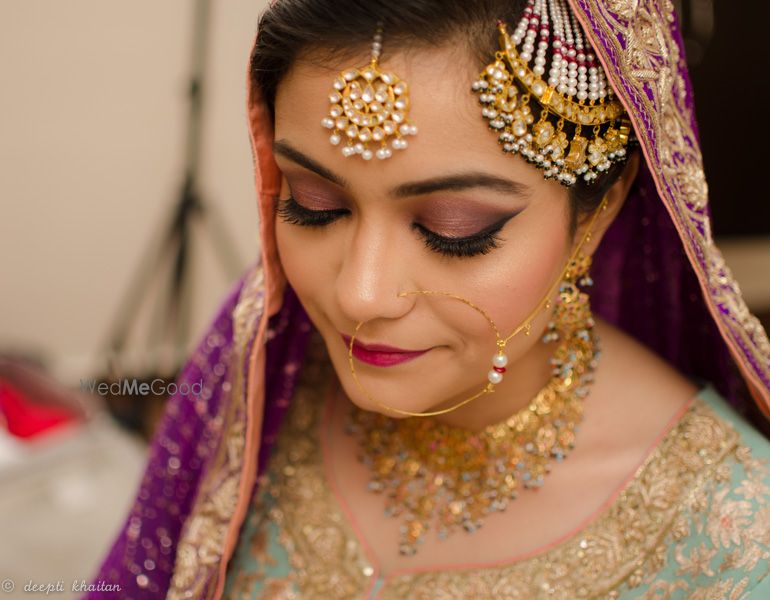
[346,195,608,417]
[345,250,599,555]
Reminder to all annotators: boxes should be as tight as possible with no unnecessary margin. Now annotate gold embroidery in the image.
[239,335,770,598]
[167,262,266,599]
[570,0,770,397]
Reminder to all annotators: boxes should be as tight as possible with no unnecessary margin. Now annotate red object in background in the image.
[0,380,79,439]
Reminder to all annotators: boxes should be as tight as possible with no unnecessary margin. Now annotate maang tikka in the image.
[320,23,417,160]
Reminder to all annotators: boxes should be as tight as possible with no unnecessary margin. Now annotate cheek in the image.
[274,219,330,312]
[445,213,570,364]
[274,181,332,297]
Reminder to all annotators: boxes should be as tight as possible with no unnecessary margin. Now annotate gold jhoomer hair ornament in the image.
[472,0,632,185]
[320,23,417,160]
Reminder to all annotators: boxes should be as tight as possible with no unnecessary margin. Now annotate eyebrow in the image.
[272,139,532,199]
[392,174,531,198]
[273,140,347,188]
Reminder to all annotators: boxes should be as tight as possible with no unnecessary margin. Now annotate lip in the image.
[341,334,430,367]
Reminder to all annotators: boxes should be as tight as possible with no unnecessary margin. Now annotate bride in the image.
[86,0,770,598]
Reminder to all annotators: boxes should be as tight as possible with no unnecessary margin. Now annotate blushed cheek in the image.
[451,225,570,369]
[275,222,321,313]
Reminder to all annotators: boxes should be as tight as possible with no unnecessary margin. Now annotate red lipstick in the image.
[341,334,429,367]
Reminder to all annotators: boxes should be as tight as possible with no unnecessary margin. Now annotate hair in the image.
[249,0,635,238]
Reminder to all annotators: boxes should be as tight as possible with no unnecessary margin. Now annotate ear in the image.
[576,149,641,257]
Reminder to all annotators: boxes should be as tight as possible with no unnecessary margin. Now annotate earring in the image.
[320,22,417,160]
[542,252,594,344]
[540,250,599,402]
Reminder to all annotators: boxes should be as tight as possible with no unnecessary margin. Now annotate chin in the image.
[334,377,431,419]
[324,339,464,417]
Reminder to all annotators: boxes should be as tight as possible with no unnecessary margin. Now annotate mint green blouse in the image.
[223,372,770,599]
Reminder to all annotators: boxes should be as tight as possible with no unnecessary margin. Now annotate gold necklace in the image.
[343,300,599,556]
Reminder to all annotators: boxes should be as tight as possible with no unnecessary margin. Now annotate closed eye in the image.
[275,195,348,227]
[411,221,505,258]
[276,196,511,258]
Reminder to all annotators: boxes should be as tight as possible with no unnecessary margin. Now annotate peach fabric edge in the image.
[211,41,287,598]
[214,306,269,599]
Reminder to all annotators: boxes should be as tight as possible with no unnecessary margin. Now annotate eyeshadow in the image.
[414,196,522,236]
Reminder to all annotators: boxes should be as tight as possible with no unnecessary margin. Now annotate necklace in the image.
[343,315,600,556]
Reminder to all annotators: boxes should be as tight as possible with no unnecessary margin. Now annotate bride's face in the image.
[273,45,583,417]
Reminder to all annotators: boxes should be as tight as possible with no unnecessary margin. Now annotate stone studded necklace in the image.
[343,318,599,556]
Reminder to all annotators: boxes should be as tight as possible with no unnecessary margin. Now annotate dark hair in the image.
[249,0,634,237]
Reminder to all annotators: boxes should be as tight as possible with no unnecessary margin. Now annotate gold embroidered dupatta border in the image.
[167,44,288,596]
[166,262,267,599]
[567,0,770,415]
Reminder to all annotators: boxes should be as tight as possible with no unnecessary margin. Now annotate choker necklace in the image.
[343,297,599,556]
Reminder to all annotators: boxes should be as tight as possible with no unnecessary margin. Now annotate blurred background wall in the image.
[0,2,269,597]
[1,0,270,385]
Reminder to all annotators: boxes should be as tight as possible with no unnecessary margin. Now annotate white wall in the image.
[1,1,270,383]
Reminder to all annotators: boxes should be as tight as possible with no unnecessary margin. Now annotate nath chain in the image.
[346,195,609,417]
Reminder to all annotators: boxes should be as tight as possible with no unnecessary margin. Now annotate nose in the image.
[335,218,414,325]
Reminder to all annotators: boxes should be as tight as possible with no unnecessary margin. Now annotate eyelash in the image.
[276,196,505,258]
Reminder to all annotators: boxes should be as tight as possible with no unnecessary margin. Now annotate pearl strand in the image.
[512,0,609,105]
[532,0,550,77]
[573,11,588,102]
[547,0,563,88]
[560,0,577,97]
[519,0,540,62]
[372,25,383,63]
[512,0,533,46]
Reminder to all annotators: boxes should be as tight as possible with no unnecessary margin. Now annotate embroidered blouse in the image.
[222,341,770,599]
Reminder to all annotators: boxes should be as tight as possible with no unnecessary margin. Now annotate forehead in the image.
[273,45,550,192]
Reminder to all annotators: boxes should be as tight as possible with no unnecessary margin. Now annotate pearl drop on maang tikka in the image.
[321,25,417,160]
